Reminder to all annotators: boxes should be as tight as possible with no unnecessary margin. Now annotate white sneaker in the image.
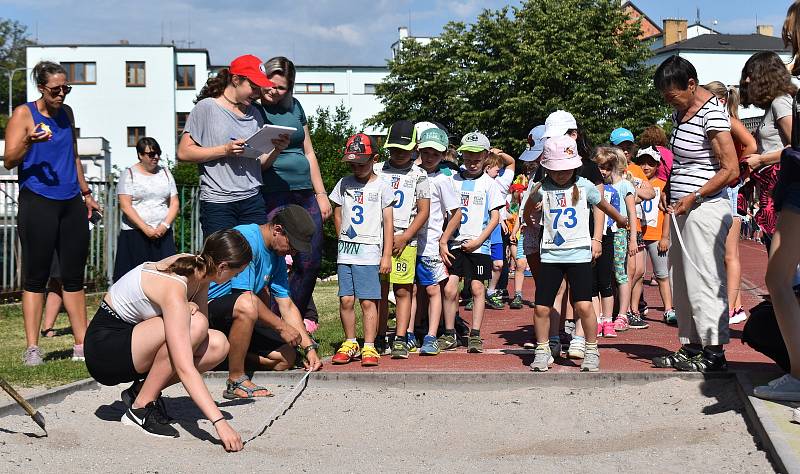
[729,308,747,325]
[754,374,800,401]
[793,407,800,424]
[567,338,586,359]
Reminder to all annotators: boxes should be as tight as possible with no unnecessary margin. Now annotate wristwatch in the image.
[693,191,704,204]
[303,342,319,353]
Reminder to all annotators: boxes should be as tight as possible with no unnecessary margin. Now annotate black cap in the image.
[273,205,315,253]
[384,120,417,151]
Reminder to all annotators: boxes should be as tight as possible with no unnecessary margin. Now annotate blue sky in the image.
[0,0,791,66]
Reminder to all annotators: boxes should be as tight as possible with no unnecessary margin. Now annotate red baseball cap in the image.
[342,133,379,163]
[229,54,274,88]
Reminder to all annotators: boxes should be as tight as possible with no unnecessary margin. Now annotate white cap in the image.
[542,110,578,138]
[414,121,438,137]
[636,146,662,162]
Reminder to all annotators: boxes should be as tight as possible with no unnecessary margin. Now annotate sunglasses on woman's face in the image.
[43,85,72,96]
[142,151,160,158]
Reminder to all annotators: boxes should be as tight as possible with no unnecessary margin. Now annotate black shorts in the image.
[534,262,593,307]
[448,249,492,282]
[84,302,145,386]
[207,290,287,357]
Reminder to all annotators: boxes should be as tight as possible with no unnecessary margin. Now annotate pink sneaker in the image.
[303,318,319,333]
[613,314,629,332]
[603,320,618,338]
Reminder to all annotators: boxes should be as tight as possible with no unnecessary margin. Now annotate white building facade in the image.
[25,44,388,169]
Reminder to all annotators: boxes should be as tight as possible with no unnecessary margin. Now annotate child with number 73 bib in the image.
[524,135,628,372]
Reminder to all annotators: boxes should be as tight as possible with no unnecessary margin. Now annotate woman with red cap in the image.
[178,54,290,237]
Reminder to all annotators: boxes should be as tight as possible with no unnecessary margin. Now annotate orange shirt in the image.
[641,177,666,241]
[625,163,648,231]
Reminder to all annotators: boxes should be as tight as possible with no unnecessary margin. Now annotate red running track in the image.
[326,238,777,374]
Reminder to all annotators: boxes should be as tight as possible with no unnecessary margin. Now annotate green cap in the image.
[417,127,449,152]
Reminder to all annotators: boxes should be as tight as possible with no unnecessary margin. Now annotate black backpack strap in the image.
[792,89,800,149]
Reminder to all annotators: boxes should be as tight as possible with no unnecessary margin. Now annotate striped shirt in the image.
[668,96,730,201]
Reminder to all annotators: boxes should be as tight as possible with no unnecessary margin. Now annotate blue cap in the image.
[519,125,547,162]
[610,127,635,145]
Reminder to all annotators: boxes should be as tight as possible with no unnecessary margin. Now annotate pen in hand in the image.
[229,138,252,148]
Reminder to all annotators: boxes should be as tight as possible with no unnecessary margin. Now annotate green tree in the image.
[307,103,356,277]
[0,18,34,134]
[368,0,668,153]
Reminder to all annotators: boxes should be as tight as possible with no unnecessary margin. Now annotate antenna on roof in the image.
[696,7,700,24]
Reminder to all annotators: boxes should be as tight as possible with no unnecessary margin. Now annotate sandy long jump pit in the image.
[0,374,774,473]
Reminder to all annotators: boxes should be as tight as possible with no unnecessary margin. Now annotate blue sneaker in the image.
[406,333,419,353]
[419,335,440,355]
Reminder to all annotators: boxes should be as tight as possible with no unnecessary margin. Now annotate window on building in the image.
[294,83,335,94]
[126,62,146,86]
[176,112,190,136]
[364,84,377,94]
[176,65,196,89]
[127,126,145,147]
[61,62,96,84]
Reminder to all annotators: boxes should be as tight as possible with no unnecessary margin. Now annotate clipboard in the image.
[240,124,297,158]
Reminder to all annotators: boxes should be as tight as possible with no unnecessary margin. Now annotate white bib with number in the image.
[640,186,661,229]
[541,186,590,250]
[374,162,426,231]
[452,174,494,243]
[339,178,385,245]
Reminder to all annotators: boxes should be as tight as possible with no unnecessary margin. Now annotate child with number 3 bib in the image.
[524,135,627,372]
[329,133,395,367]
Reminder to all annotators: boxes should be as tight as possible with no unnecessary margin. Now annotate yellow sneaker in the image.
[332,340,361,364]
[361,345,380,367]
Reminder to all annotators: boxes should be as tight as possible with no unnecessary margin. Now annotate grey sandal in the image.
[223,375,273,400]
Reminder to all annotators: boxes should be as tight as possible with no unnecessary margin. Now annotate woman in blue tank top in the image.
[4,61,101,366]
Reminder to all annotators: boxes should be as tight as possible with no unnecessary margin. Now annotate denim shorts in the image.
[338,264,381,300]
[727,184,742,216]
[199,192,267,238]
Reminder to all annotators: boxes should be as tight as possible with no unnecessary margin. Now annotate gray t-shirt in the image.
[183,98,266,203]
[756,94,792,154]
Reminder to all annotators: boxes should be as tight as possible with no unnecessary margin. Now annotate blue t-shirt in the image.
[531,176,600,264]
[208,224,290,300]
[261,98,312,192]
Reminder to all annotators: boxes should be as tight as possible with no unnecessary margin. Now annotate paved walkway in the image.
[327,238,777,374]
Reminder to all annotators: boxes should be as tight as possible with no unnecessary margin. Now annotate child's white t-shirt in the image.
[329,175,395,265]
[449,171,505,255]
[417,166,460,258]
[373,161,430,241]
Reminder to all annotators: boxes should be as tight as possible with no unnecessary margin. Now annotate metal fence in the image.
[0,179,203,297]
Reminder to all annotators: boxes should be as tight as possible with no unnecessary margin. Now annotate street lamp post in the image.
[3,67,29,117]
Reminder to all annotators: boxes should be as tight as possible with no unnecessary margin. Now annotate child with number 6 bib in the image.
[329,133,395,367]
[524,136,628,372]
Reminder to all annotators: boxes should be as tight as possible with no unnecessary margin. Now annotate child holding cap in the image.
[634,146,675,325]
[415,127,462,355]
[374,120,431,359]
[329,134,395,367]
[440,132,505,353]
[524,136,627,372]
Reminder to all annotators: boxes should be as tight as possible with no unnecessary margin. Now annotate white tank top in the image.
[107,262,189,324]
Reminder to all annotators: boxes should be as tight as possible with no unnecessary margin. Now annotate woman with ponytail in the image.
[177,55,290,238]
[704,81,757,325]
[84,230,252,451]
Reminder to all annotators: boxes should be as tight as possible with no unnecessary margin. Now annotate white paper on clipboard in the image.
[240,124,297,158]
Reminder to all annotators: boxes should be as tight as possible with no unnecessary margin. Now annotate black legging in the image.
[18,188,89,292]
[592,233,614,298]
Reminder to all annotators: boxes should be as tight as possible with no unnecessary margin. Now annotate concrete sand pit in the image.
[0,376,773,472]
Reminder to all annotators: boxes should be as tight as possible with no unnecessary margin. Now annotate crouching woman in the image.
[84,229,252,452]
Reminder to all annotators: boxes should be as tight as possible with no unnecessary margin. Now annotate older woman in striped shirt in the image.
[650,56,739,373]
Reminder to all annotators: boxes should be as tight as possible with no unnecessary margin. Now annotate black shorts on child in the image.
[534,262,593,307]
[449,249,492,282]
